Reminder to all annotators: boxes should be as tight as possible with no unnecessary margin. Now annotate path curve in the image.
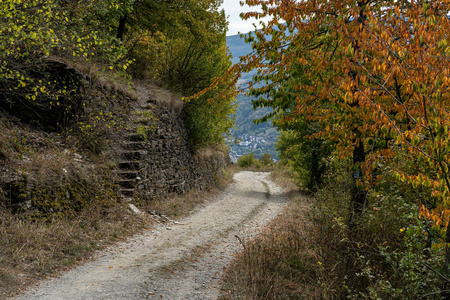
[16,171,288,300]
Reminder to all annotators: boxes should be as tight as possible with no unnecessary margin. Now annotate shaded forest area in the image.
[0,0,236,150]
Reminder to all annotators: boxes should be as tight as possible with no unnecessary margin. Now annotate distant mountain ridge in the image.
[226,34,253,65]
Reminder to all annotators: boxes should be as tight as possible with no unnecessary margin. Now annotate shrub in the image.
[237,153,260,168]
[222,159,444,299]
[275,130,331,192]
[260,153,274,166]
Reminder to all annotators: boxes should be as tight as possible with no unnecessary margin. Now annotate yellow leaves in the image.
[433,215,442,227]
[438,39,448,50]
[381,62,387,73]
[346,44,354,56]
[431,190,441,198]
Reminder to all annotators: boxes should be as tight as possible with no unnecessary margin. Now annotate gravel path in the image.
[16,171,288,300]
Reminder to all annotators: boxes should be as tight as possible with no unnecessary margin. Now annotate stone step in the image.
[121,150,147,161]
[119,188,135,197]
[118,179,136,189]
[118,171,139,180]
[118,161,143,170]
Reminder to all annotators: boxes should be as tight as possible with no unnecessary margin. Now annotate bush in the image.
[260,153,274,166]
[275,130,331,192]
[305,161,443,299]
[237,153,260,168]
[0,0,131,132]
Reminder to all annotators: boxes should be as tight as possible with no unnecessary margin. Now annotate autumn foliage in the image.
[236,1,449,226]
[212,0,450,294]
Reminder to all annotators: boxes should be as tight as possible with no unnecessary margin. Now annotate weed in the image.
[236,153,279,172]
[219,169,323,299]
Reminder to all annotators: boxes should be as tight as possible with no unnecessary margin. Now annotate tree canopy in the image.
[206,0,450,277]
[1,0,236,149]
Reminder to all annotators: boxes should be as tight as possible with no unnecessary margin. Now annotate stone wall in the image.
[0,80,230,211]
[115,88,230,199]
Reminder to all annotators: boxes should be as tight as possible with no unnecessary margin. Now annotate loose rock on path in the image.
[16,171,288,300]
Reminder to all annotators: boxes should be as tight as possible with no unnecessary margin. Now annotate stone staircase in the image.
[116,102,154,198]
[111,83,230,200]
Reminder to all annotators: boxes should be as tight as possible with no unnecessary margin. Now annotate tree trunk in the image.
[444,228,450,295]
[117,15,127,40]
[349,137,366,227]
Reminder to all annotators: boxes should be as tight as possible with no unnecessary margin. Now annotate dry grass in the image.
[0,202,149,299]
[219,199,323,299]
[0,54,232,298]
[270,168,301,193]
[0,163,237,299]
[194,145,229,160]
[0,82,235,299]
[238,165,278,173]
[0,163,236,299]
[46,54,184,109]
[219,169,331,300]
[218,167,420,299]
[133,80,184,111]
[0,118,147,298]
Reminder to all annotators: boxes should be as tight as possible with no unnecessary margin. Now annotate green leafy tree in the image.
[120,0,236,150]
[0,0,130,128]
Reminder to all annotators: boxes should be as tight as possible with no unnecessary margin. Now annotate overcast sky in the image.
[219,0,271,36]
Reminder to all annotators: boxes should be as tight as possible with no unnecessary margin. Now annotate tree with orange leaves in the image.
[222,0,450,275]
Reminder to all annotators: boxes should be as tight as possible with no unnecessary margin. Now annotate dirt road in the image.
[16,171,288,300]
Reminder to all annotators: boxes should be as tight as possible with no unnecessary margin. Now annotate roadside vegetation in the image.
[216,0,450,298]
[236,152,276,172]
[0,116,236,298]
[221,162,443,299]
